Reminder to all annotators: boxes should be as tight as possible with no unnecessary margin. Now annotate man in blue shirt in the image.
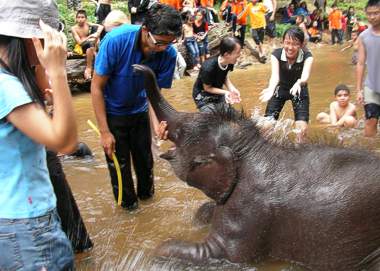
[91,4,182,210]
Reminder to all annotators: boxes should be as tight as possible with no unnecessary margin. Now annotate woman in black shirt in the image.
[260,26,314,143]
[193,36,242,112]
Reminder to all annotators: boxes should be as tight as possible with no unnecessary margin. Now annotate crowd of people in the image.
[0,0,379,270]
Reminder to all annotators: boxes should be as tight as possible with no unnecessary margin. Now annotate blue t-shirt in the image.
[0,70,56,219]
[95,24,177,116]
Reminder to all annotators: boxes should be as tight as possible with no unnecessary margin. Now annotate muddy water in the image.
[66,44,379,271]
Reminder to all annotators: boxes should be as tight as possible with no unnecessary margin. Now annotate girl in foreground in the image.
[0,2,77,270]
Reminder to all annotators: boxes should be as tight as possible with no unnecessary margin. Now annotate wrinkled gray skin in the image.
[133,64,380,271]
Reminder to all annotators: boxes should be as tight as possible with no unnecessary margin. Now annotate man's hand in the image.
[156,121,168,140]
[100,131,116,159]
[356,90,364,105]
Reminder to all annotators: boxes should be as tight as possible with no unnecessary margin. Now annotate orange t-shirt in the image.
[308,27,320,37]
[328,10,342,30]
[239,2,267,29]
[160,0,182,10]
[233,0,248,25]
[200,0,214,7]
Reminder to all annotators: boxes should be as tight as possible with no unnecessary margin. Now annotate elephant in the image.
[133,64,380,271]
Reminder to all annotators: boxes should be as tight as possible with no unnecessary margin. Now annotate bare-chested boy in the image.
[316,84,357,128]
[71,9,104,80]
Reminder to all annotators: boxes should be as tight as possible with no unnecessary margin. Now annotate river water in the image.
[66,44,379,270]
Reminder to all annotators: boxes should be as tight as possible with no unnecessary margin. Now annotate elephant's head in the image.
[133,65,261,204]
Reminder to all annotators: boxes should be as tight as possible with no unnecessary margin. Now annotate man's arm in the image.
[356,37,366,104]
[71,26,85,44]
[91,72,115,158]
[270,0,277,21]
[203,83,229,95]
[329,102,338,125]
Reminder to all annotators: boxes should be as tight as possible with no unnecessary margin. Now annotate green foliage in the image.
[335,0,367,22]
[276,23,292,38]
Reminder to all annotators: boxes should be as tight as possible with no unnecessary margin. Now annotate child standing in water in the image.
[260,26,314,143]
[340,30,359,64]
[316,84,357,128]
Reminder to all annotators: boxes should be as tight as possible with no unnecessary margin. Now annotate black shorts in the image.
[81,40,95,53]
[364,103,380,119]
[264,85,310,122]
[251,27,265,45]
[265,12,276,38]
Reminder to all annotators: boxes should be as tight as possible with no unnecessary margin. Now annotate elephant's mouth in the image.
[160,145,176,161]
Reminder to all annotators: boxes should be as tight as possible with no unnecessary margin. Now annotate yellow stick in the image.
[87,120,123,206]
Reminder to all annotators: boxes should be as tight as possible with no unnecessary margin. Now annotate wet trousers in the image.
[105,112,154,208]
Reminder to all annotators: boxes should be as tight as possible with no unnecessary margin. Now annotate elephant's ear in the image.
[187,146,236,205]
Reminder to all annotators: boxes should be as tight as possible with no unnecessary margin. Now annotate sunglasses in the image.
[148,31,176,46]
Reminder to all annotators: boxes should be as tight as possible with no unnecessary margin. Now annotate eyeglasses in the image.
[148,31,176,47]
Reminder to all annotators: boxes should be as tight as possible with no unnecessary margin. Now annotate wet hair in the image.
[76,9,87,18]
[282,26,305,44]
[334,84,350,95]
[366,0,380,9]
[143,4,182,37]
[219,36,240,56]
[0,35,44,106]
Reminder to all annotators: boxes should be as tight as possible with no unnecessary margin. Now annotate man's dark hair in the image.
[331,3,337,8]
[220,36,240,56]
[366,0,380,9]
[76,9,87,18]
[334,84,350,95]
[143,4,182,37]
[283,26,305,44]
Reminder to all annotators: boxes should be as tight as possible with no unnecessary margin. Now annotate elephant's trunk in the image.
[132,64,182,141]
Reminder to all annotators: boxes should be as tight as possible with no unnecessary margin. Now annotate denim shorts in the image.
[0,209,74,271]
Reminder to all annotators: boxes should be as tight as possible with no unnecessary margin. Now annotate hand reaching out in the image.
[289,81,302,97]
[225,88,241,104]
[259,88,274,102]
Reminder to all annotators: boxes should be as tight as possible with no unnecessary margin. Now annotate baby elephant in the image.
[134,64,380,271]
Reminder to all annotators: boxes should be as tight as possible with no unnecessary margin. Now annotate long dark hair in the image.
[0,35,44,106]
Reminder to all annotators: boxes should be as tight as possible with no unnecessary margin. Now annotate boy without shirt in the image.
[71,9,103,80]
[316,84,357,128]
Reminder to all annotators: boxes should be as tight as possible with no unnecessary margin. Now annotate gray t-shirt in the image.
[360,28,380,93]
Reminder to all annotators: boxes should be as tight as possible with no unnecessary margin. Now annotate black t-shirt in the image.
[192,56,234,101]
[272,48,312,90]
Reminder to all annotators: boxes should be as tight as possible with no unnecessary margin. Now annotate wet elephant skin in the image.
[133,64,380,271]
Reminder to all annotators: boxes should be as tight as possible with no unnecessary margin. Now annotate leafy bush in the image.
[276,23,292,38]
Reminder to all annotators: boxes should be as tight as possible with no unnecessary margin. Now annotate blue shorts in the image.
[0,209,74,271]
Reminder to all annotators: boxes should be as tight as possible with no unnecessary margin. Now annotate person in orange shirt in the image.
[220,0,237,32]
[233,0,248,47]
[308,21,322,43]
[160,0,181,10]
[328,3,343,44]
[238,0,268,62]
